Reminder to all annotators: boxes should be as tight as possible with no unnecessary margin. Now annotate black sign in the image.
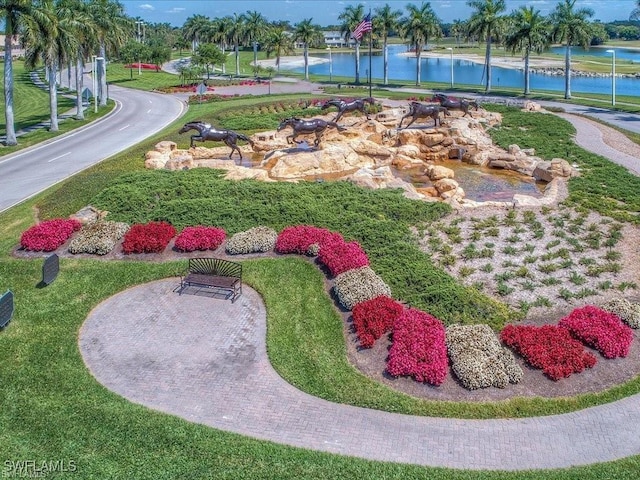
[42,253,60,286]
[0,290,14,329]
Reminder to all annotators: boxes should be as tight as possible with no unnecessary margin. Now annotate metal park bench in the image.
[179,258,242,303]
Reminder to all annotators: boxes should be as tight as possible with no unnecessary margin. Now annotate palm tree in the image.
[450,19,466,48]
[1,0,48,145]
[466,0,507,93]
[56,0,94,120]
[630,1,640,20]
[504,6,551,95]
[550,0,593,99]
[183,14,210,52]
[400,2,442,87]
[86,0,130,106]
[209,17,231,75]
[338,3,365,84]
[226,13,246,76]
[263,26,294,73]
[244,10,267,71]
[294,18,323,81]
[23,0,81,132]
[374,3,402,85]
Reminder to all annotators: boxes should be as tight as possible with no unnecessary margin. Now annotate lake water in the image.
[292,44,639,97]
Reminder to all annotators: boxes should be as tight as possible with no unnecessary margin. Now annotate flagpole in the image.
[368,10,372,98]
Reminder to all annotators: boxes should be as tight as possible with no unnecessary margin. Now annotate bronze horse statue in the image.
[178,121,254,160]
[277,117,345,147]
[398,102,449,129]
[321,97,376,122]
[431,93,479,117]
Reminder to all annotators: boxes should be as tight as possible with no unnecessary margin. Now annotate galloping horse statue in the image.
[178,121,254,160]
[431,93,479,117]
[398,102,449,129]
[277,117,345,147]
[321,97,376,123]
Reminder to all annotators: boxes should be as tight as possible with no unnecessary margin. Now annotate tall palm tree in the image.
[86,0,130,106]
[505,6,551,95]
[57,0,94,120]
[183,14,210,52]
[244,10,267,71]
[1,0,47,145]
[630,1,640,20]
[374,3,402,85]
[226,13,246,76]
[450,19,466,48]
[294,18,322,81]
[23,0,81,131]
[209,17,231,75]
[263,26,294,73]
[400,2,442,87]
[338,3,365,84]
[466,0,507,93]
[550,0,593,99]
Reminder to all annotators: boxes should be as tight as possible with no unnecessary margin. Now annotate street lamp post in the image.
[136,21,145,76]
[606,49,616,106]
[446,47,454,88]
[326,46,332,82]
[91,55,97,113]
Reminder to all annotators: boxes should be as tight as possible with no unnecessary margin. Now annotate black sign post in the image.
[0,290,14,329]
[42,253,60,286]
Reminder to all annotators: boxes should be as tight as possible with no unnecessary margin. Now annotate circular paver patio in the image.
[79,278,640,471]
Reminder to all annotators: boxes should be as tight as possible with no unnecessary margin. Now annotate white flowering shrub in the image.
[446,324,523,390]
[68,221,129,255]
[225,226,277,254]
[601,298,640,329]
[333,266,392,311]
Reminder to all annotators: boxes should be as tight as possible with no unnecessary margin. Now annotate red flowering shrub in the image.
[275,225,341,255]
[558,305,633,359]
[352,296,404,348]
[317,237,369,277]
[174,226,226,252]
[121,221,176,254]
[500,324,597,380]
[386,308,448,385]
[20,218,81,252]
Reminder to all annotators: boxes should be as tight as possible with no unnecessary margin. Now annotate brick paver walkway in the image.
[79,279,640,471]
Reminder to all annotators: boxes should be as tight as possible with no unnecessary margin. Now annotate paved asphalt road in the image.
[0,84,186,213]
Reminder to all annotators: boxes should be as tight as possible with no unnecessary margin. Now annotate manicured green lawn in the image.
[2,96,640,478]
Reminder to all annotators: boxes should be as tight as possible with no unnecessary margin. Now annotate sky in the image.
[122,0,640,27]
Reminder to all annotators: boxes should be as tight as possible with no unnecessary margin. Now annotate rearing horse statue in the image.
[178,121,254,160]
[398,102,449,129]
[277,117,345,147]
[321,97,376,123]
[431,93,479,117]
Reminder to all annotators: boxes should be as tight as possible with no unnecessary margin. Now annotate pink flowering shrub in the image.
[275,225,342,255]
[20,218,81,252]
[558,305,633,359]
[174,226,226,252]
[352,296,404,349]
[386,308,448,385]
[121,221,176,254]
[318,237,369,277]
[500,324,597,380]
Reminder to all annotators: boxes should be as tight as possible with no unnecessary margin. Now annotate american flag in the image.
[352,13,372,41]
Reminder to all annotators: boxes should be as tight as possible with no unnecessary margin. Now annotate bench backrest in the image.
[0,290,14,329]
[188,258,242,278]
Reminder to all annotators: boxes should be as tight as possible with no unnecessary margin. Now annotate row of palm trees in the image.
[177,1,602,100]
[2,0,130,146]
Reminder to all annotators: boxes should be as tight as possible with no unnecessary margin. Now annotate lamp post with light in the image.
[91,55,97,113]
[446,47,453,88]
[326,46,332,82]
[136,20,145,76]
[606,49,616,106]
